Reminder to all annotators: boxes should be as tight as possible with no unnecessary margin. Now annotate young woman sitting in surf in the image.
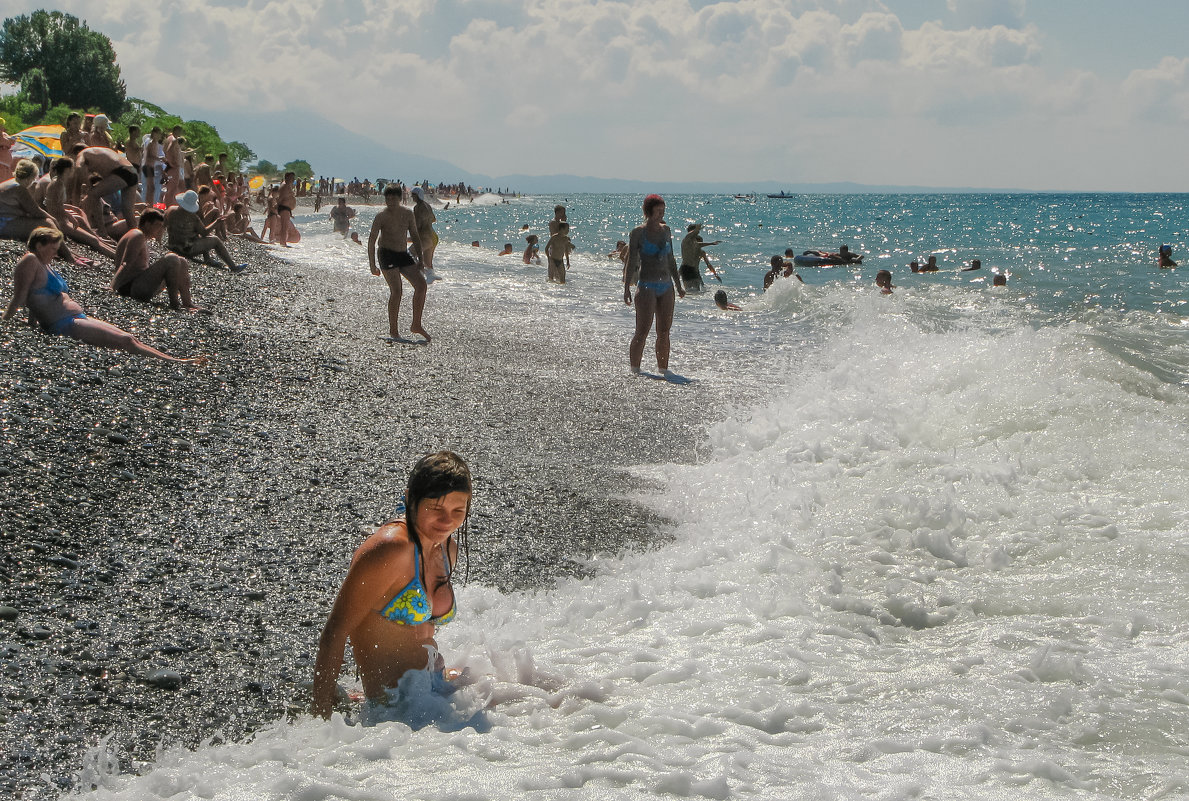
[312,451,472,718]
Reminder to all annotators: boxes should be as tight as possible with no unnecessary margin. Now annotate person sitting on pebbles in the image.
[0,159,92,266]
[224,202,267,244]
[165,190,247,273]
[3,226,205,363]
[41,157,117,259]
[111,208,204,313]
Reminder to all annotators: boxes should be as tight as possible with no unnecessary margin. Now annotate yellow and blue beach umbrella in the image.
[11,124,65,161]
[248,174,266,191]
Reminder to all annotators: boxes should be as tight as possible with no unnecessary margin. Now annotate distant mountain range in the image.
[172,105,1015,195]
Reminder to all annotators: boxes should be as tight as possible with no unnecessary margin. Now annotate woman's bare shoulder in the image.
[352,521,413,563]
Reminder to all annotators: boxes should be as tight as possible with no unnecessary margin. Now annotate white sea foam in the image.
[67,225,1188,799]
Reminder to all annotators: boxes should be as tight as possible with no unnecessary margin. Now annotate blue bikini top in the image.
[640,235,671,259]
[32,266,69,297]
[378,537,456,626]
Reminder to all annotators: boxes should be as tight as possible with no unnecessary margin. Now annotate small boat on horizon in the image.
[767,191,796,199]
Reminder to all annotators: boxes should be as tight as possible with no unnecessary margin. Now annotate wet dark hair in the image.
[406,451,473,580]
[714,289,728,304]
[770,255,783,267]
[51,157,73,176]
[642,194,664,217]
[383,184,402,197]
[138,208,165,228]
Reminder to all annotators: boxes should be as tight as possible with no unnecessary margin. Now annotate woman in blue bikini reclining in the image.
[2,226,205,363]
[623,193,685,376]
[313,451,472,718]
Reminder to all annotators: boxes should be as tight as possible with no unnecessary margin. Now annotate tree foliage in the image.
[20,66,49,116]
[0,10,127,117]
[226,141,255,166]
[284,159,314,180]
[254,160,279,178]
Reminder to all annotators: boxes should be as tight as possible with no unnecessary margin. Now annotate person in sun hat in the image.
[165,189,247,273]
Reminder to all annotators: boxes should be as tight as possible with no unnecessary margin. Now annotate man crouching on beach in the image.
[368,184,429,343]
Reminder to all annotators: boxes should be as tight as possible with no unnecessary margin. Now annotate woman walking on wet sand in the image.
[623,194,684,376]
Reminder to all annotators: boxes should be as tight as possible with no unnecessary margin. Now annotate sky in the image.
[4,0,1189,191]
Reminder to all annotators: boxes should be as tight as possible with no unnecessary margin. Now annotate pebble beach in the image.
[0,208,740,799]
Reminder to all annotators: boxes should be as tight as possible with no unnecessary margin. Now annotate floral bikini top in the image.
[378,537,456,626]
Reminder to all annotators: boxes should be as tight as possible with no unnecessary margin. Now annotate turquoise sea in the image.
[77,193,1188,799]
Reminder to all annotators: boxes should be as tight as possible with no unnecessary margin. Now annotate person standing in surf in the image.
[410,187,437,273]
[277,172,300,247]
[368,183,429,342]
[312,451,471,718]
[624,194,684,376]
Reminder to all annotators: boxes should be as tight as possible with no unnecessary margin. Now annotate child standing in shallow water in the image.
[545,223,572,283]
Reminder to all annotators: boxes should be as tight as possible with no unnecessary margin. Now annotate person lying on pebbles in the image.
[3,226,206,364]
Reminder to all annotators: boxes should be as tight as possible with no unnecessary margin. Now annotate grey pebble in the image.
[145,669,184,690]
[0,606,17,622]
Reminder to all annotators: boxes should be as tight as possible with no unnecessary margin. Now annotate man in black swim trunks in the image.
[679,222,721,291]
[75,146,141,230]
[368,184,430,342]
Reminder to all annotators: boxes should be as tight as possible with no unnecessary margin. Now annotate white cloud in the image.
[4,0,1187,188]
[1122,56,1189,121]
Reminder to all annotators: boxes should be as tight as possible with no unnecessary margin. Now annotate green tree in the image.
[0,10,127,117]
[253,159,279,177]
[225,141,255,172]
[283,159,314,180]
[19,66,49,116]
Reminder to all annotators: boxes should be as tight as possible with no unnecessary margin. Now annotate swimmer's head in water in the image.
[992,273,1007,286]
[875,270,893,287]
[1161,244,1172,256]
[770,255,782,268]
[714,290,728,304]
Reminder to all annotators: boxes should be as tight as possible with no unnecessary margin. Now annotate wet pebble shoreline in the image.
[0,233,741,799]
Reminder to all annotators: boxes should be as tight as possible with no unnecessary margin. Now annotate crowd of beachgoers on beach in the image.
[5,109,1180,373]
[0,109,515,363]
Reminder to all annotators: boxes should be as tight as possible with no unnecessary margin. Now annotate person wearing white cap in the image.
[410,186,437,271]
[164,190,247,273]
[88,114,114,149]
